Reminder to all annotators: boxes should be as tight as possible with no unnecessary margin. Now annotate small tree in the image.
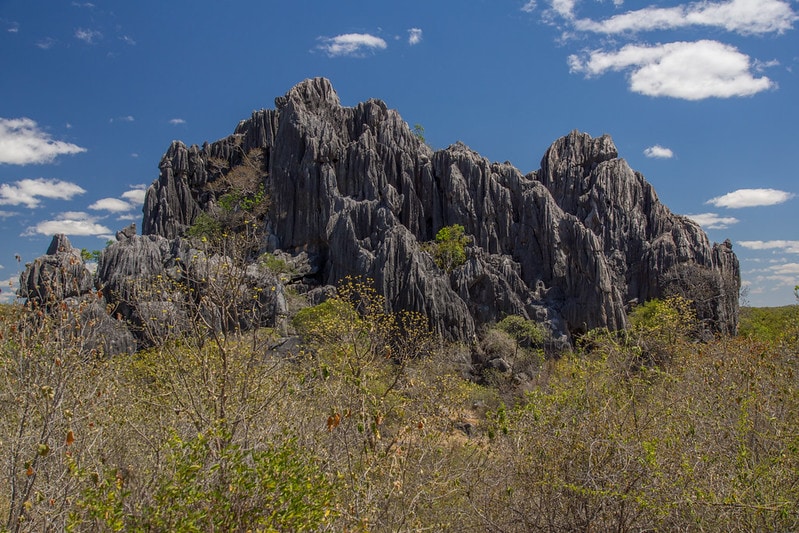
[430,224,469,273]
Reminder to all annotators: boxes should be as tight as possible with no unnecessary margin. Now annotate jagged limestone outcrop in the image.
[18,234,137,356]
[21,78,738,350]
[18,234,94,304]
[139,77,739,341]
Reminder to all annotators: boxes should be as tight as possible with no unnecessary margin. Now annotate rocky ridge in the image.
[20,78,740,354]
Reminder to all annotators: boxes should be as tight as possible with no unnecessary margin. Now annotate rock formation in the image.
[19,234,137,356]
[139,77,739,341]
[20,78,739,352]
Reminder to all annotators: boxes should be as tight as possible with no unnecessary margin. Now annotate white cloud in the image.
[0,275,20,304]
[738,240,799,254]
[573,0,797,36]
[706,188,795,208]
[0,210,16,218]
[767,263,799,275]
[569,40,774,100]
[75,28,102,44]
[522,1,537,12]
[121,186,146,205]
[643,145,674,158]
[120,35,136,46]
[0,118,86,165]
[169,118,186,125]
[88,198,132,212]
[408,28,423,45]
[36,38,56,50]
[758,263,799,289]
[684,212,739,229]
[23,211,111,237]
[550,0,577,19]
[110,115,135,123]
[318,33,387,57]
[0,178,86,208]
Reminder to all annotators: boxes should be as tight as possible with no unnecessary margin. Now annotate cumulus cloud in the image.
[738,240,799,254]
[169,118,186,125]
[318,33,387,57]
[643,145,674,158]
[408,28,423,45]
[75,28,102,44]
[573,0,797,36]
[23,211,111,237]
[0,118,86,165]
[684,212,739,229]
[756,262,799,289]
[88,198,132,213]
[550,0,577,19]
[706,188,795,208]
[0,178,86,208]
[768,262,799,275]
[568,40,774,100]
[88,185,146,214]
[121,186,146,205]
[521,1,537,12]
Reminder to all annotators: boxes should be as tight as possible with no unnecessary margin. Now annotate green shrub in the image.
[430,224,469,272]
[496,315,545,347]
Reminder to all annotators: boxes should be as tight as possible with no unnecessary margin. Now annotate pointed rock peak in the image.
[279,77,341,112]
[543,130,619,170]
[46,234,74,255]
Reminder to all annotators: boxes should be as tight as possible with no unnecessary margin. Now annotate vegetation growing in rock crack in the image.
[426,224,470,273]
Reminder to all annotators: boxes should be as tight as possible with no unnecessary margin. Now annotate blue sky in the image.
[0,0,797,307]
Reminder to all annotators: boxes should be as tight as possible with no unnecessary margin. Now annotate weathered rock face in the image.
[535,131,740,334]
[144,78,740,339]
[18,234,136,356]
[140,77,739,341]
[97,231,288,347]
[19,234,94,305]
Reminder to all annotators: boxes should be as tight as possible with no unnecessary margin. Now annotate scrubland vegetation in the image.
[2,283,797,532]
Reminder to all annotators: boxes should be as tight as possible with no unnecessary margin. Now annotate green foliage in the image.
[218,182,267,214]
[185,211,222,239]
[79,248,102,262]
[148,431,335,531]
[186,148,269,247]
[629,295,697,343]
[430,224,470,272]
[259,253,296,276]
[496,315,546,347]
[71,430,337,532]
[739,305,799,343]
[412,123,426,143]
